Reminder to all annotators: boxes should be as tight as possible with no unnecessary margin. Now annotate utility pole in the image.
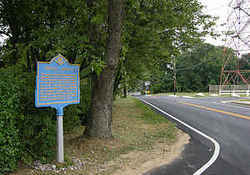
[166,57,177,95]
[173,56,177,96]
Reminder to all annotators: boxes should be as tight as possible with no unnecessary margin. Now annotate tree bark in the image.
[84,0,123,138]
[123,85,127,98]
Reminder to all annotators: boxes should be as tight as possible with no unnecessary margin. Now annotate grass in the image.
[239,99,250,101]
[153,92,209,97]
[13,97,177,175]
[153,92,250,98]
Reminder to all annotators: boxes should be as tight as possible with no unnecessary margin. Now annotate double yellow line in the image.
[181,102,250,121]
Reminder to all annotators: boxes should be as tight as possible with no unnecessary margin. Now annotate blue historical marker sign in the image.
[35,54,80,116]
[35,54,80,163]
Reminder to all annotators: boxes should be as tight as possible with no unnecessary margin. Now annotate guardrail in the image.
[209,85,250,96]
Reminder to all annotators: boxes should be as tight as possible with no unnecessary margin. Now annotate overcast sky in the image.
[199,0,231,46]
[200,0,250,54]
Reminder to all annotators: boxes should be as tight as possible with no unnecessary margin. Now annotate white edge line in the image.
[139,98,220,175]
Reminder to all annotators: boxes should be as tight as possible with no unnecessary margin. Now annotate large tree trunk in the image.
[84,0,123,138]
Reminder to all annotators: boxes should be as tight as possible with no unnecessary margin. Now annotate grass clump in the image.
[133,99,171,124]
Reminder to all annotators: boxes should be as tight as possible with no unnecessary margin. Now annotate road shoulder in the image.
[112,130,190,175]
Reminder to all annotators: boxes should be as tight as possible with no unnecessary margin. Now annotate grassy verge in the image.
[14,97,178,175]
[239,99,250,101]
[153,92,209,97]
[232,99,250,106]
[153,92,250,98]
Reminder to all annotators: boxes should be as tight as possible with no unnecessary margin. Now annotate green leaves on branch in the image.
[90,58,106,77]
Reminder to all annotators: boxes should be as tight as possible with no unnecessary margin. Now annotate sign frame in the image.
[35,54,80,115]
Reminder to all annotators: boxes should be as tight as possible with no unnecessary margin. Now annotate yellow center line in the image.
[181,102,250,121]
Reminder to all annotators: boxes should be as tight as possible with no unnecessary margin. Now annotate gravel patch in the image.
[32,157,85,174]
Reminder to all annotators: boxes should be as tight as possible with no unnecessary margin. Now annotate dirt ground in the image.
[111,130,190,175]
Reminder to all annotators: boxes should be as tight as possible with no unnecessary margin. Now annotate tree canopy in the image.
[0,0,216,75]
[114,0,217,94]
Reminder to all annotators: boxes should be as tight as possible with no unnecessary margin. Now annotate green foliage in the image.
[0,0,106,76]
[64,79,91,132]
[0,112,20,174]
[0,0,217,93]
[114,0,217,94]
[0,68,21,174]
[150,43,226,93]
[78,79,92,124]
[0,66,57,168]
[63,105,82,132]
[176,44,225,92]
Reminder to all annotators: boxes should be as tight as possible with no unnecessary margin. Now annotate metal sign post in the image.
[57,114,64,162]
[35,54,80,163]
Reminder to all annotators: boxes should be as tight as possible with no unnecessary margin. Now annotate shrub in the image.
[63,79,91,132]
[64,105,81,132]
[14,70,57,164]
[78,79,91,125]
[0,66,57,172]
[0,112,20,174]
[0,67,21,174]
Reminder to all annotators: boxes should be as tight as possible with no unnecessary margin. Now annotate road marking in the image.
[182,102,250,121]
[139,98,220,175]
[213,102,250,110]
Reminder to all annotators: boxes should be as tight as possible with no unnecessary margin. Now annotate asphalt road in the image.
[139,95,250,175]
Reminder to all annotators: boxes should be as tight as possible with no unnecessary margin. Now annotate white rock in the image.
[232,93,240,97]
[196,93,205,96]
[182,96,194,98]
[52,165,56,170]
[210,94,218,96]
[169,95,178,97]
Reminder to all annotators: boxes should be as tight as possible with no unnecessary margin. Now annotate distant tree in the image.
[239,53,250,70]
[176,43,225,92]
[150,43,228,92]
[239,53,250,83]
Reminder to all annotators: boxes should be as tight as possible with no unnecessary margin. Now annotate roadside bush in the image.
[78,79,91,125]
[0,66,21,174]
[63,79,91,132]
[0,111,20,174]
[64,105,81,132]
[14,68,57,164]
[0,66,56,173]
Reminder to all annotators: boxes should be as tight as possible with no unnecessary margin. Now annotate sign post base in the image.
[57,115,64,163]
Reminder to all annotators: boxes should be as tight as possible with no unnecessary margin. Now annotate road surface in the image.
[140,95,250,175]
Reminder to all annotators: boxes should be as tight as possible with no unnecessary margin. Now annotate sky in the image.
[200,0,250,54]
[199,0,231,46]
